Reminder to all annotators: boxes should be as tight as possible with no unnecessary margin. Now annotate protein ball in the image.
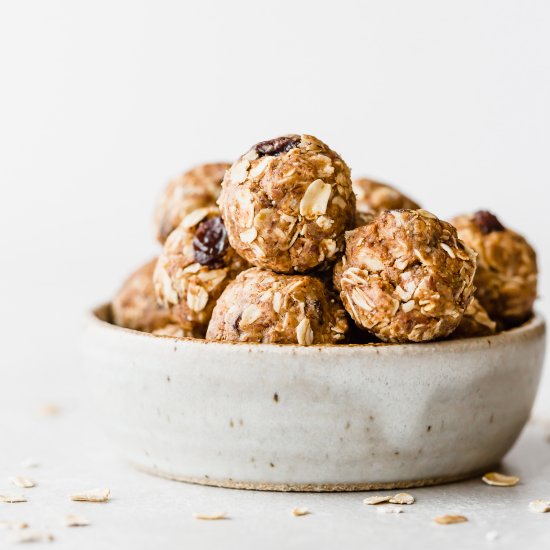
[112,259,197,336]
[206,267,349,344]
[219,134,355,273]
[451,211,537,327]
[154,162,230,244]
[452,298,496,339]
[353,178,420,218]
[335,209,476,343]
[154,207,249,337]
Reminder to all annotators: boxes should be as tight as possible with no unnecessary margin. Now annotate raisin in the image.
[255,135,301,157]
[473,210,505,234]
[193,216,229,268]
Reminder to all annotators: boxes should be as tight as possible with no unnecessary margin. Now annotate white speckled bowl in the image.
[85,305,545,491]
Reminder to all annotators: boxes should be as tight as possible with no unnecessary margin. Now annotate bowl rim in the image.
[88,303,545,353]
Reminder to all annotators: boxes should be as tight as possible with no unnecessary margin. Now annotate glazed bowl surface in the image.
[84,305,546,491]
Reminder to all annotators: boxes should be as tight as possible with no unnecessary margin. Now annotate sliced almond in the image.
[0,494,27,503]
[360,255,385,272]
[10,477,36,489]
[240,227,258,244]
[291,507,310,517]
[248,156,271,178]
[229,159,250,184]
[240,304,261,326]
[182,207,213,229]
[363,495,391,505]
[64,514,90,527]
[193,512,228,520]
[482,472,519,487]
[299,179,332,219]
[434,514,468,525]
[69,488,110,502]
[529,499,550,513]
[235,188,255,227]
[296,318,313,345]
[155,263,179,305]
[440,243,456,259]
[272,292,282,314]
[183,262,202,274]
[187,283,209,313]
[389,493,415,505]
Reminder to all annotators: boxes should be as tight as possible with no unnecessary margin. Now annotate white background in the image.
[0,2,549,548]
[1,0,548,413]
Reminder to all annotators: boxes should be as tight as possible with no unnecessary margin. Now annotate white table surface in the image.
[1,328,550,550]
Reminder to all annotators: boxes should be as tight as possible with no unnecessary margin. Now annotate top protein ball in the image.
[219,134,355,273]
[353,178,420,220]
[154,162,230,244]
[451,210,537,327]
[335,209,477,343]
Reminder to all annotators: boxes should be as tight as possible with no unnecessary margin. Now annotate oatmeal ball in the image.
[451,211,537,326]
[353,178,420,218]
[452,298,496,339]
[335,209,477,343]
[219,134,355,273]
[206,268,349,344]
[155,162,230,244]
[112,259,198,336]
[154,207,249,337]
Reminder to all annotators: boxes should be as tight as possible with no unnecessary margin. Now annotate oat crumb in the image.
[0,494,27,503]
[529,499,550,513]
[10,476,36,489]
[377,505,403,514]
[193,512,228,520]
[389,492,415,505]
[482,472,519,487]
[363,495,392,505]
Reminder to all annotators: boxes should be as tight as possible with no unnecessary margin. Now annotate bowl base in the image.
[130,461,494,492]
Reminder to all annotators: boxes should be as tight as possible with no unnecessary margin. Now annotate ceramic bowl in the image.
[84,304,546,491]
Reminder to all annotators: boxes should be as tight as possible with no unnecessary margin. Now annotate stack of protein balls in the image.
[112,134,538,344]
